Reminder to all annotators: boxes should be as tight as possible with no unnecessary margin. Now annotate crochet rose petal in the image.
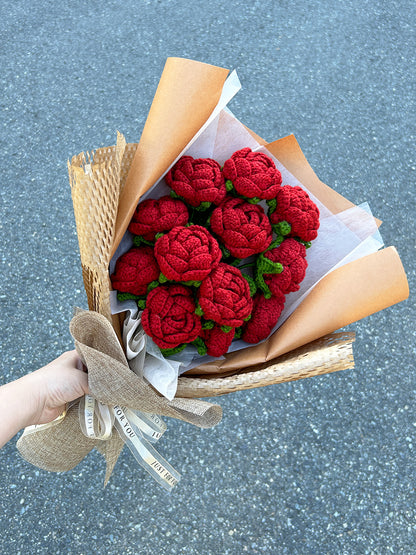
[110,246,160,296]
[128,195,189,241]
[142,285,202,350]
[165,156,226,207]
[201,325,235,357]
[223,147,282,200]
[198,263,253,327]
[263,238,308,296]
[242,292,286,343]
[155,225,222,282]
[270,185,320,242]
[210,197,272,258]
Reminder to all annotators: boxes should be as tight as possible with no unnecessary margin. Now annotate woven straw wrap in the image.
[176,332,355,397]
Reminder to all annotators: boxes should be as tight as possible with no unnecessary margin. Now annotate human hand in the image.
[0,350,89,448]
[26,350,90,425]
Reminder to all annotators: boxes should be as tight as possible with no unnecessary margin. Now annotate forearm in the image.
[0,374,39,448]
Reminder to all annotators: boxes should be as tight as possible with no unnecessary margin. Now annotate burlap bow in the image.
[17,310,222,484]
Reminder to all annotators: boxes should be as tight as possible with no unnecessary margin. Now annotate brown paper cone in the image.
[112,57,230,256]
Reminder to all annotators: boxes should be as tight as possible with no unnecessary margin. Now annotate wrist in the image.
[18,371,48,427]
[6,373,45,428]
[0,373,44,447]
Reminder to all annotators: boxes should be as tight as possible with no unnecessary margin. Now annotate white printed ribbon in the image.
[79,395,114,440]
[79,395,180,491]
[113,405,180,491]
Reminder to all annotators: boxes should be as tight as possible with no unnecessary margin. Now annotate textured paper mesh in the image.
[68,133,134,322]
[91,140,139,193]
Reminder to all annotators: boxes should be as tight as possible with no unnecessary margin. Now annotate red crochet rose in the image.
[242,291,286,344]
[198,263,253,327]
[128,196,188,242]
[222,147,282,201]
[263,238,308,297]
[269,185,320,242]
[165,156,226,208]
[155,225,221,283]
[110,246,160,296]
[142,284,202,350]
[200,325,235,357]
[210,197,272,258]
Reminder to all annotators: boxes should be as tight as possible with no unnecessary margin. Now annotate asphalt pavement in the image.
[0,1,415,553]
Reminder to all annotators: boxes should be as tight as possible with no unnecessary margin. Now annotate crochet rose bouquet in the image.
[110,148,320,359]
[16,58,408,492]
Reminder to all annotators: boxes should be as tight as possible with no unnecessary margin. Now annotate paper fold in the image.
[112,57,230,255]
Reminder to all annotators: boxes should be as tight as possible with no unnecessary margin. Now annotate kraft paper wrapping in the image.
[112,57,230,256]
[71,57,409,380]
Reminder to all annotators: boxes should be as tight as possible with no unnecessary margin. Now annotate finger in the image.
[74,354,88,373]
[78,370,90,395]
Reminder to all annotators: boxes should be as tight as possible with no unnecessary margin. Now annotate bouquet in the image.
[17,58,409,491]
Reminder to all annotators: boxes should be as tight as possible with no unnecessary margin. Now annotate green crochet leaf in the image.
[242,274,257,297]
[225,179,234,192]
[229,257,242,267]
[146,281,159,293]
[298,238,312,249]
[191,337,208,356]
[160,344,187,357]
[257,253,283,275]
[237,261,255,270]
[181,280,202,288]
[220,245,231,259]
[234,327,243,340]
[159,272,168,283]
[272,220,291,236]
[132,235,155,247]
[267,198,277,214]
[255,252,283,298]
[266,236,285,251]
[117,292,142,302]
[137,298,147,309]
[195,304,204,317]
[196,201,211,211]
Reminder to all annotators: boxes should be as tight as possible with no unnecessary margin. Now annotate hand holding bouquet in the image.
[16,58,408,490]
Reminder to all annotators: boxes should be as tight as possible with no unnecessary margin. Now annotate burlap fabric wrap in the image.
[17,310,222,484]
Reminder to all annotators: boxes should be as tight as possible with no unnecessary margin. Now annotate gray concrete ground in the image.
[0,1,415,553]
